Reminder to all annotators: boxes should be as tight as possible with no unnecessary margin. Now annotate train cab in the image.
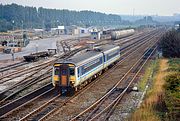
[52,63,76,93]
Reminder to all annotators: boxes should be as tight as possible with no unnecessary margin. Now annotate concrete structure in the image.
[50,25,89,35]
[0,33,29,47]
[79,28,88,34]
[90,31,101,40]
[0,34,90,60]
[57,26,65,35]
[65,25,80,35]
[65,25,89,35]
[51,26,65,35]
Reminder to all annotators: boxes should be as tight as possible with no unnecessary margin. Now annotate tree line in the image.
[0,3,124,32]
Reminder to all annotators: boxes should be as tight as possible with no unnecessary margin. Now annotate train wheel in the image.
[67,87,75,96]
[99,71,102,75]
[88,77,92,83]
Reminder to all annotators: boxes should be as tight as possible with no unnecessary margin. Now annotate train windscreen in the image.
[54,67,60,75]
[69,67,75,76]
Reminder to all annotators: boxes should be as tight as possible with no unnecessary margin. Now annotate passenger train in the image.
[52,45,120,94]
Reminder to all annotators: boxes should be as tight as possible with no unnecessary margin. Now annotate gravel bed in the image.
[108,91,143,121]
[45,37,157,121]
[2,93,55,121]
[46,45,146,121]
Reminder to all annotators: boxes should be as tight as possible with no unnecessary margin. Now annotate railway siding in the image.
[0,28,166,121]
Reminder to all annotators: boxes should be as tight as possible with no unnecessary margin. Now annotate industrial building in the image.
[90,31,101,40]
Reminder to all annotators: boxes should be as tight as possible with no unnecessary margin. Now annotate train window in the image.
[62,69,67,75]
[100,57,103,63]
[81,57,102,75]
[69,67,75,76]
[107,51,118,60]
[54,68,60,75]
[78,68,81,77]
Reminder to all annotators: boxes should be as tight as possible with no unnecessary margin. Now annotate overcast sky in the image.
[1,0,180,16]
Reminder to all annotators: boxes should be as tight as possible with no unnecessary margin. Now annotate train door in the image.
[60,65,69,87]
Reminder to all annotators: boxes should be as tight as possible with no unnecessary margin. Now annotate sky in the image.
[1,0,180,16]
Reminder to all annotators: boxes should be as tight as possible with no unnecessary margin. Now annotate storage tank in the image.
[111,29,135,40]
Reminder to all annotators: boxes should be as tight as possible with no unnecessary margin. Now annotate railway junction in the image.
[0,27,166,121]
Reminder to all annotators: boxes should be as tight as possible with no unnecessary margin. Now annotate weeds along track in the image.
[13,29,165,121]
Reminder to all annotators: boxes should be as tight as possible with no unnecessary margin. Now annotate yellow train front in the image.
[52,45,120,95]
[52,63,76,94]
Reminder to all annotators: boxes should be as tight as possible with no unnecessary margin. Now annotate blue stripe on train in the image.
[78,55,119,80]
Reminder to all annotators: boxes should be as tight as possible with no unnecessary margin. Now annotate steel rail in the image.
[70,32,161,121]
[40,30,164,121]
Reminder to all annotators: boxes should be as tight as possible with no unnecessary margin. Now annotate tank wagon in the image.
[111,29,135,40]
[52,45,120,94]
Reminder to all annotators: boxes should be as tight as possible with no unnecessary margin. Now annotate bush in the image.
[165,73,180,93]
[159,30,180,58]
[164,59,180,121]
[168,58,180,72]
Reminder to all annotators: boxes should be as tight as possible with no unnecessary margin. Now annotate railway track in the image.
[13,29,165,121]
[38,29,164,121]
[0,69,52,105]
[0,47,88,120]
[0,58,55,84]
[0,59,59,107]
[95,29,155,47]
[0,29,165,121]
[0,47,83,83]
[70,45,157,121]
[0,83,53,117]
[0,61,29,73]
[0,47,86,102]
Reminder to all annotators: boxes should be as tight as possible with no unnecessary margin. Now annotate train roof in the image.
[55,45,120,66]
[58,50,102,66]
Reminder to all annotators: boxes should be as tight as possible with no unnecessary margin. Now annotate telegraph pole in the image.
[12,20,15,61]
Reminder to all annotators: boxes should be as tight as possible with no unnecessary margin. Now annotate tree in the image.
[159,30,180,58]
[0,3,123,32]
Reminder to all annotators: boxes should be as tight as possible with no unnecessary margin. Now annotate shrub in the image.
[164,73,180,121]
[159,30,180,58]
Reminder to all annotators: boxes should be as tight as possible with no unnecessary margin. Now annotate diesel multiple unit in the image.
[52,45,120,94]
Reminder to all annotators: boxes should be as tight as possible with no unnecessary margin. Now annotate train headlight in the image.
[53,75,59,81]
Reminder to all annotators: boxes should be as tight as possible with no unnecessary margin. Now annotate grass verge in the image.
[138,59,159,91]
[129,59,168,121]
